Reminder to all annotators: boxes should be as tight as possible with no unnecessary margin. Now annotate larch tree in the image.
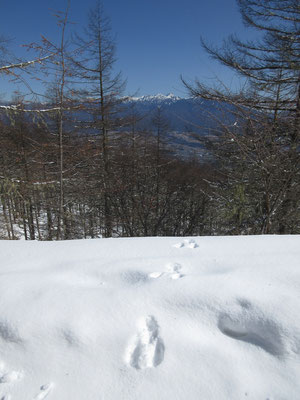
[72,0,126,238]
[31,0,80,240]
[38,2,71,240]
[183,0,300,234]
[0,35,54,240]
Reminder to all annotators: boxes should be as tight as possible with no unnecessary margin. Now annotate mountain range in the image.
[122,93,222,158]
[124,93,218,133]
[0,94,221,158]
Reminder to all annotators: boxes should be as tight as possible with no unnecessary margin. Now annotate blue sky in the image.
[1,0,256,99]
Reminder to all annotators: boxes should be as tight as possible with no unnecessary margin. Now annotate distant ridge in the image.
[0,93,220,158]
[126,93,182,104]
[124,93,218,134]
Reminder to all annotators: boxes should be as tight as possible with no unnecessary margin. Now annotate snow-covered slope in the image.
[0,235,300,400]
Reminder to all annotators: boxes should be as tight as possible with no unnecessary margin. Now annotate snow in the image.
[0,235,300,399]
[126,93,181,103]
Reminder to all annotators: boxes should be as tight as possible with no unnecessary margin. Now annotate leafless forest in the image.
[1,0,299,239]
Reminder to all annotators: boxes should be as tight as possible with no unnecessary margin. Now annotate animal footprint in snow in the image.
[148,272,164,279]
[0,363,22,384]
[173,242,184,248]
[173,239,198,249]
[34,383,54,399]
[185,239,199,248]
[125,316,165,370]
[166,263,184,279]
[149,263,184,280]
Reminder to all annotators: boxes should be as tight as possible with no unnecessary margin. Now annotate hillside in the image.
[0,235,299,399]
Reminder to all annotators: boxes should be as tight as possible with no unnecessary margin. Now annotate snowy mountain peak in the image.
[127,93,181,103]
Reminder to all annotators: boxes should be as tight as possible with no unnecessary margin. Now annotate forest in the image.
[0,0,299,239]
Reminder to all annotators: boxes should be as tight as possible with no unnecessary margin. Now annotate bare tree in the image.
[72,0,126,237]
[183,0,300,234]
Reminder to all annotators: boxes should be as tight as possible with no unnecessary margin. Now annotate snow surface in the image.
[0,235,300,399]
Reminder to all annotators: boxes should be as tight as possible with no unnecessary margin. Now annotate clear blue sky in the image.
[1,0,256,99]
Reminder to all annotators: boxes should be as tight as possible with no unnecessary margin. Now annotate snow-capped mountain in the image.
[120,94,223,158]
[127,93,181,104]
[0,94,221,158]
[124,94,217,134]
[1,94,217,135]
[0,94,218,158]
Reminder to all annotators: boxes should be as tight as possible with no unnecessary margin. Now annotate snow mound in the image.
[0,235,300,399]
